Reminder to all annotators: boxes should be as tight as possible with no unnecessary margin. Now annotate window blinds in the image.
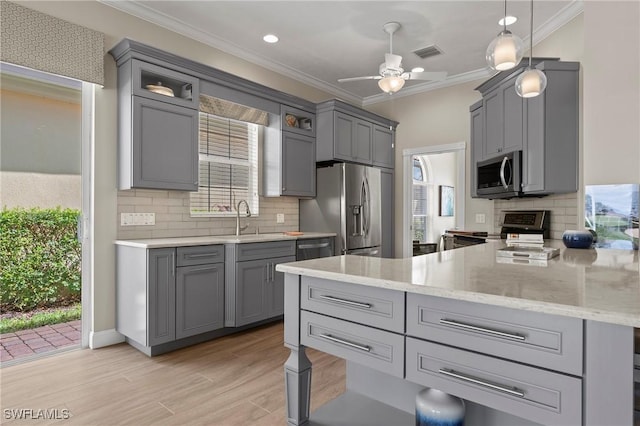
[0,2,104,86]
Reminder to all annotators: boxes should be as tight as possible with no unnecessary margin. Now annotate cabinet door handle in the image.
[320,333,371,352]
[439,318,525,341]
[438,368,525,398]
[269,262,274,282]
[319,295,372,309]
[171,252,175,277]
[265,263,270,282]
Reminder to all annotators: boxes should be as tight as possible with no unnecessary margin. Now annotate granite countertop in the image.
[277,240,640,328]
[115,232,336,248]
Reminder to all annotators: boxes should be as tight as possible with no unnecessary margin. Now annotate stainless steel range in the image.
[442,210,550,251]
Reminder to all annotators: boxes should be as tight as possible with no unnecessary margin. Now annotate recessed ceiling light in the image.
[411,67,425,73]
[498,16,518,26]
[263,34,279,43]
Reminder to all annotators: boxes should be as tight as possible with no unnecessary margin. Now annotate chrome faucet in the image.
[235,200,252,236]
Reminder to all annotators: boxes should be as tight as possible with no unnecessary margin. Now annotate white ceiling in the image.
[102,0,583,105]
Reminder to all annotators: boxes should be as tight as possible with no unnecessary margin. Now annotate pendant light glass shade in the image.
[516,0,546,98]
[378,76,405,94]
[486,30,524,71]
[515,68,547,97]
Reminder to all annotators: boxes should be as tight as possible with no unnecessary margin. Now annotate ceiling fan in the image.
[338,22,447,94]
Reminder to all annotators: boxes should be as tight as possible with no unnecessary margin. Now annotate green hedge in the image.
[0,208,81,312]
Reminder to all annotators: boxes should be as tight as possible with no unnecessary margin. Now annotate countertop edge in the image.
[115,232,336,248]
[276,263,640,328]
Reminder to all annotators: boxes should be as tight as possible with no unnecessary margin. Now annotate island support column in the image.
[283,273,312,425]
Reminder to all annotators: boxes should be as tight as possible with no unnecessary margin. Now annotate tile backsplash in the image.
[117,189,299,240]
[494,192,580,240]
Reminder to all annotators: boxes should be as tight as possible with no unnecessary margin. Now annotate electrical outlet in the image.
[121,213,155,226]
[475,213,486,224]
[276,213,285,224]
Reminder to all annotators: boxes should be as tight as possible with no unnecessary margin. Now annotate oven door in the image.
[476,151,522,199]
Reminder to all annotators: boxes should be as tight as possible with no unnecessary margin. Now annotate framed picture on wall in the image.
[439,185,454,217]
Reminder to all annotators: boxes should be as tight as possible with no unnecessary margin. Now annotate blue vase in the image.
[415,388,465,426]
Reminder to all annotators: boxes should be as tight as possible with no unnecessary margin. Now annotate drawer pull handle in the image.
[319,295,372,309]
[185,253,219,259]
[438,368,525,398]
[319,333,371,352]
[439,319,525,341]
[298,242,330,249]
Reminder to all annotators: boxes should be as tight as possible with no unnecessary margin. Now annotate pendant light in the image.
[486,0,524,71]
[516,0,547,98]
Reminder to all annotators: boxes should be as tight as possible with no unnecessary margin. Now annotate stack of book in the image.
[505,233,544,248]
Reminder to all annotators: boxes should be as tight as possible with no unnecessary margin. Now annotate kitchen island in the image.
[278,240,639,425]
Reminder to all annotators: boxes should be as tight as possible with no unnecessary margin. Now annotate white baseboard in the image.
[89,328,125,349]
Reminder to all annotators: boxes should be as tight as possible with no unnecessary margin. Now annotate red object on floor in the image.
[0,320,81,362]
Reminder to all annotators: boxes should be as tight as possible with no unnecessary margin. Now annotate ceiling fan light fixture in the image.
[378,76,405,94]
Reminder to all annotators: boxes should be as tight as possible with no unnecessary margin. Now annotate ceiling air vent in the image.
[413,45,443,60]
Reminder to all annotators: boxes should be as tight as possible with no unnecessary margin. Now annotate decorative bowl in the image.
[562,230,594,249]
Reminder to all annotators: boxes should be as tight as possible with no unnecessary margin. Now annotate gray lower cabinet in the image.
[226,241,296,327]
[148,248,176,346]
[175,262,224,339]
[116,244,224,353]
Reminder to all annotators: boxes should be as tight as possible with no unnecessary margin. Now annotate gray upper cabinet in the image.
[471,60,579,197]
[316,99,397,167]
[469,100,483,198]
[263,105,317,198]
[482,74,524,160]
[131,97,199,191]
[113,55,200,191]
[522,62,579,194]
[372,125,395,169]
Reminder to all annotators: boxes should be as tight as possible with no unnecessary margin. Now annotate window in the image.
[412,157,428,242]
[190,112,259,216]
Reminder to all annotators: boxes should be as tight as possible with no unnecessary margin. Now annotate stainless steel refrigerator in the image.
[300,163,381,256]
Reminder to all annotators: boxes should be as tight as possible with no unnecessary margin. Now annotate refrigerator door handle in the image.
[361,180,367,237]
[364,176,371,236]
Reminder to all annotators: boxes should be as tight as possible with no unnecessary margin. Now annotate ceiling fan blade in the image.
[404,71,448,81]
[384,53,403,70]
[338,76,382,83]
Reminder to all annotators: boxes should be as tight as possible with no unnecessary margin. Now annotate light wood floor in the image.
[0,321,345,425]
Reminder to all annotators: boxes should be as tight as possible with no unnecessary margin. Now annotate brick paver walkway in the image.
[0,320,81,362]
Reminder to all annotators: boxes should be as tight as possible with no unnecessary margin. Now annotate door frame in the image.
[402,142,466,258]
[80,82,95,348]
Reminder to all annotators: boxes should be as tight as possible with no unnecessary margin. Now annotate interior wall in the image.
[583,1,640,185]
[15,0,335,338]
[367,81,492,255]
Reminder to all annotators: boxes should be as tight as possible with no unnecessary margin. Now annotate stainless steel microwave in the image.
[476,151,522,199]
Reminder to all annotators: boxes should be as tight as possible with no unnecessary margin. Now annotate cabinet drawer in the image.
[236,241,295,261]
[301,277,404,333]
[406,294,583,376]
[176,245,224,267]
[406,337,582,426]
[301,311,404,378]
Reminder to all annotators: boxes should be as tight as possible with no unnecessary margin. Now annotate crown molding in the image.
[101,0,583,108]
[99,0,362,106]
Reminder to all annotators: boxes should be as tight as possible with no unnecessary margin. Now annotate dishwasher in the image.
[296,237,334,260]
